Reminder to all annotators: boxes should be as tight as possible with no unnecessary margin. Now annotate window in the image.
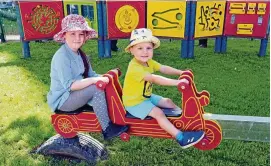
[67,4,79,15]
[81,5,94,21]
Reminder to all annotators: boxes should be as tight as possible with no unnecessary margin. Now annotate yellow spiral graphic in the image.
[26,5,60,34]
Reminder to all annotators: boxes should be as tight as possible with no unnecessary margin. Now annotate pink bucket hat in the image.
[53,14,97,43]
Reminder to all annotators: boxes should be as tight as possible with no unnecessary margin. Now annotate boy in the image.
[122,28,204,149]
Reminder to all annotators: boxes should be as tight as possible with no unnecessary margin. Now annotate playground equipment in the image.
[51,69,222,151]
[13,0,269,58]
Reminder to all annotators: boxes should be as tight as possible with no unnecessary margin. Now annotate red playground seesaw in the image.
[51,69,222,150]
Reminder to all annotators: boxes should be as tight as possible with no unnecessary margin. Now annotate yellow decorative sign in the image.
[115,5,139,33]
[237,24,253,35]
[194,1,226,38]
[257,3,267,15]
[147,1,186,38]
[247,3,256,14]
[229,3,246,14]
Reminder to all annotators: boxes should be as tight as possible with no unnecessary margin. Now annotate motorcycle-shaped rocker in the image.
[51,69,222,151]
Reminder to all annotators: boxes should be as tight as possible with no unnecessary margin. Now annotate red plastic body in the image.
[51,69,222,150]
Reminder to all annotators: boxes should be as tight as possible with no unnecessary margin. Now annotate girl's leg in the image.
[148,107,179,137]
[88,85,128,139]
[59,85,110,131]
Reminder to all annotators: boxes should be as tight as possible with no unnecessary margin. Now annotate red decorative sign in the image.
[224,1,270,38]
[106,1,145,39]
[19,1,64,41]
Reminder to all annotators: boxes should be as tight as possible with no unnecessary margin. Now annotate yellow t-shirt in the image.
[123,58,161,107]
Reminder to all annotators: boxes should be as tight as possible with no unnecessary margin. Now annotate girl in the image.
[47,14,128,140]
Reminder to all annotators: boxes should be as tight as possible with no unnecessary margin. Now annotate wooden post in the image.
[97,1,105,58]
[214,37,222,53]
[259,38,268,56]
[181,1,191,58]
[259,21,269,57]
[102,1,111,58]
[221,36,227,53]
[187,1,196,58]
[15,2,30,58]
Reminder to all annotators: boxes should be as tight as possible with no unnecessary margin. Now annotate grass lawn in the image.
[0,38,269,165]
[1,18,18,35]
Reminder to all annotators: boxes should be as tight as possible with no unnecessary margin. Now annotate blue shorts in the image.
[125,94,163,120]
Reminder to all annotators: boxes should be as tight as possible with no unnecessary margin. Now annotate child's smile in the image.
[64,31,86,53]
[130,42,154,64]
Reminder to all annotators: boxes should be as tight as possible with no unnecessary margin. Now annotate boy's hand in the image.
[179,78,189,85]
[178,70,184,76]
[179,70,189,76]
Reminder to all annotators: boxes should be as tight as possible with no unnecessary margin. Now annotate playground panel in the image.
[63,0,98,33]
[147,1,186,39]
[106,1,145,39]
[15,0,270,58]
[194,1,226,38]
[18,1,64,41]
[224,1,270,38]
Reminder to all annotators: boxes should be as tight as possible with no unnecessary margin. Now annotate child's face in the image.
[130,42,154,64]
[64,30,86,53]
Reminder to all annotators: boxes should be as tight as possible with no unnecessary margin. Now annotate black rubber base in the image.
[32,133,108,164]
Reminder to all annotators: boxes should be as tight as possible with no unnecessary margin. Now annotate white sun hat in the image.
[125,28,160,53]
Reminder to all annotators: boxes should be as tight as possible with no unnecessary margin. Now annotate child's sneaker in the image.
[177,131,204,149]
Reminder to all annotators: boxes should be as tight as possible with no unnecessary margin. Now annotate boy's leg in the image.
[177,131,205,149]
[156,98,177,109]
[150,95,205,149]
[148,107,179,137]
[150,94,177,109]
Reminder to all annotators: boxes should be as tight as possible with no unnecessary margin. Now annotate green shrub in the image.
[0,8,16,21]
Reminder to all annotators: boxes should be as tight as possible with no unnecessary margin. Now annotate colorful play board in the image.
[63,0,98,32]
[18,1,64,41]
[106,1,145,39]
[224,1,270,38]
[194,1,226,38]
[147,1,186,38]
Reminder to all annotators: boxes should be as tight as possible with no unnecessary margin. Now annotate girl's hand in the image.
[96,77,109,84]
